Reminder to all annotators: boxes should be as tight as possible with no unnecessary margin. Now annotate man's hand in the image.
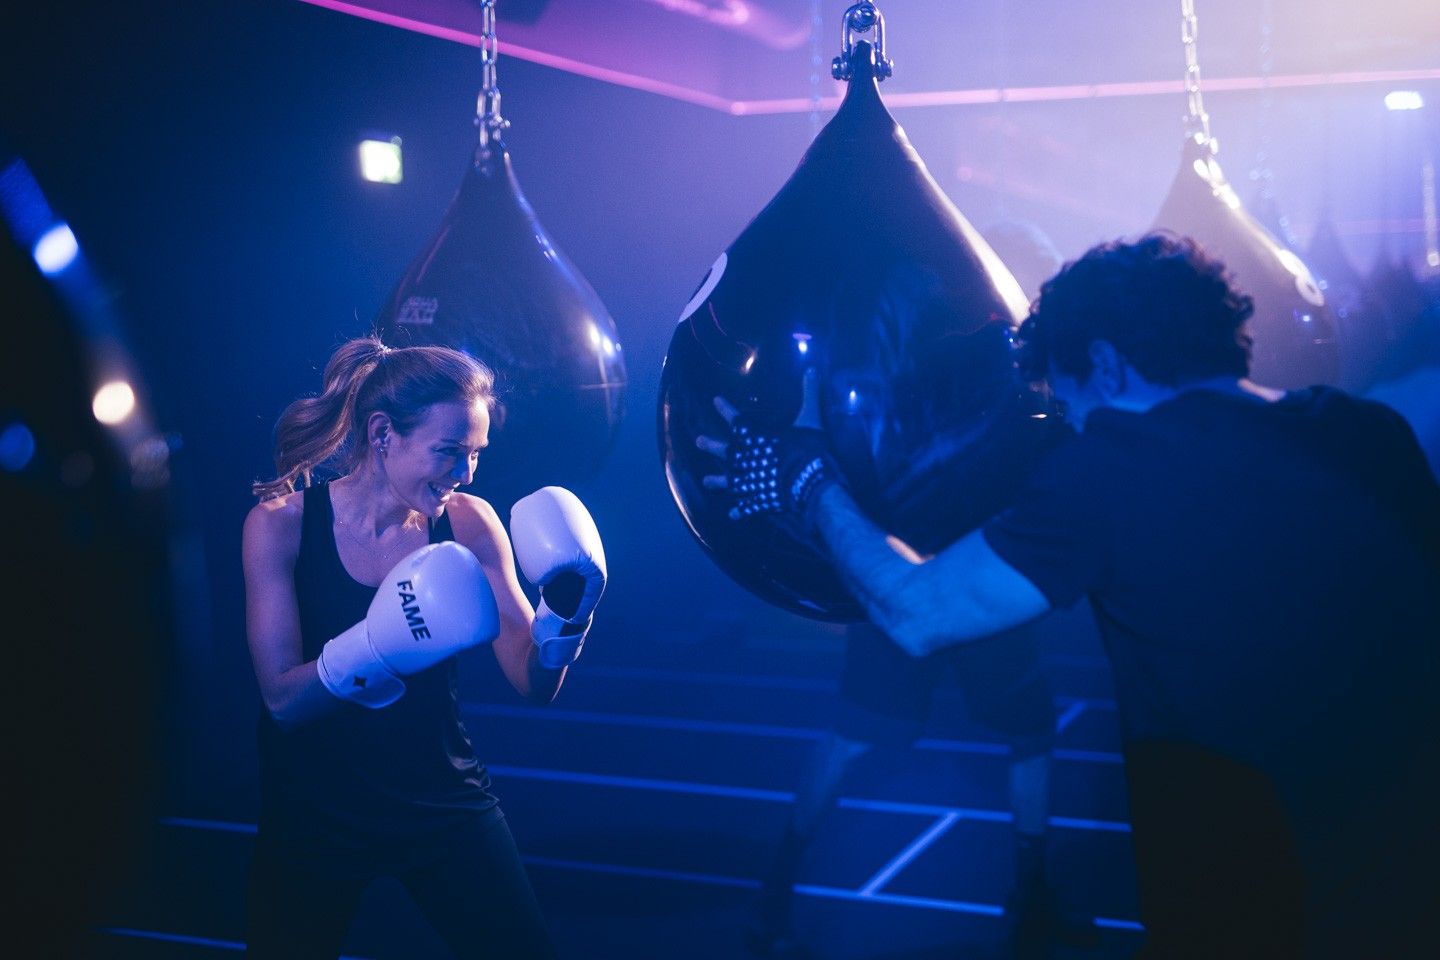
[697,369,842,533]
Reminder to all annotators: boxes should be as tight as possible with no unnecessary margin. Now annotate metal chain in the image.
[1424,151,1439,271]
[476,0,509,155]
[1249,0,1299,244]
[1181,0,1213,149]
[996,0,1011,218]
[1251,0,1275,200]
[809,0,825,139]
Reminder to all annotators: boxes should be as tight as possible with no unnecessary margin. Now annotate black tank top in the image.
[257,483,495,849]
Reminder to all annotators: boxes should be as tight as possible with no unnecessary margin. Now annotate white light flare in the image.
[92,381,137,426]
[359,137,404,183]
[33,223,78,274]
[1385,91,1424,111]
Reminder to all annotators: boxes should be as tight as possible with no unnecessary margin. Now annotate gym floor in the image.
[90,617,1147,959]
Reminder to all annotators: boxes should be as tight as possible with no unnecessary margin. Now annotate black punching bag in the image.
[1153,135,1339,389]
[376,144,626,507]
[658,38,1055,622]
[1306,213,1379,388]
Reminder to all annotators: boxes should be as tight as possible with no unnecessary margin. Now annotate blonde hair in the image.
[253,337,496,500]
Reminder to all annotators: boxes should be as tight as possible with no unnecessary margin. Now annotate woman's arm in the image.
[447,494,565,703]
[242,496,346,729]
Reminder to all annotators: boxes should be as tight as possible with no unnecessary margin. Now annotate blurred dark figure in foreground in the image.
[2,152,173,955]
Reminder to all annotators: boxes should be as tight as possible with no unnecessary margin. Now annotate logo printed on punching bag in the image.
[679,253,727,323]
[397,296,439,326]
[394,580,431,641]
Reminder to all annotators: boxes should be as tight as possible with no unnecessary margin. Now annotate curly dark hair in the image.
[1017,232,1254,386]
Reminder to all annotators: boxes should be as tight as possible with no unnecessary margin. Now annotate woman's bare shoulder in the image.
[443,492,509,558]
[446,491,500,526]
[244,488,306,558]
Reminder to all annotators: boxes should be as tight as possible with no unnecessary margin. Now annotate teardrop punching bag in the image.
[1306,213,1380,388]
[1153,135,1339,390]
[658,26,1056,623]
[1306,214,1366,313]
[376,114,625,509]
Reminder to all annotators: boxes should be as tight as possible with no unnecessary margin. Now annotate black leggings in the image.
[246,808,554,959]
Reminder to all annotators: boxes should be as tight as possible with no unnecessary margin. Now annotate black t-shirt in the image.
[983,386,1440,949]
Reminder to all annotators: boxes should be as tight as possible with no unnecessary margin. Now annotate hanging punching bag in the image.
[658,14,1054,622]
[376,24,625,508]
[1306,213,1379,388]
[1250,189,1301,252]
[1367,250,1427,338]
[1153,135,1339,390]
[1306,214,1366,315]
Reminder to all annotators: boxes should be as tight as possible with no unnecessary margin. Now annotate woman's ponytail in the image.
[251,338,387,500]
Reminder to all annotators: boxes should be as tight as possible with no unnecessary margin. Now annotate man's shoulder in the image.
[1279,384,1419,439]
[1144,384,1384,434]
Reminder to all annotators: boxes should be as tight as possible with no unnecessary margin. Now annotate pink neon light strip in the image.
[296,0,735,112]
[732,69,1440,116]
[298,1,1440,117]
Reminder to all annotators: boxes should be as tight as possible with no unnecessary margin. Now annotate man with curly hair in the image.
[706,233,1440,958]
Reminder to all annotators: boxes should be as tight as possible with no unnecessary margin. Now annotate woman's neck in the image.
[330,466,424,538]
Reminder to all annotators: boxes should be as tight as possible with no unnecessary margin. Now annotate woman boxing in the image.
[242,337,605,958]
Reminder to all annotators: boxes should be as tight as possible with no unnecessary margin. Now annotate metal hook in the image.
[831,2,894,82]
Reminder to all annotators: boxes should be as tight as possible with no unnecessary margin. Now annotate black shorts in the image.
[835,619,1052,749]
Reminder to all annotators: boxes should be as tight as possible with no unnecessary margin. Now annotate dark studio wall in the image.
[3,0,857,819]
[6,0,1432,828]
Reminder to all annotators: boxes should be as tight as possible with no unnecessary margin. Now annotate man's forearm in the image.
[810,483,1052,653]
[702,391,1045,650]
[811,484,945,654]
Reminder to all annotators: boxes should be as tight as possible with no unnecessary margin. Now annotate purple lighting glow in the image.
[637,0,810,50]
[297,0,1440,116]
[297,0,736,112]
[730,69,1440,116]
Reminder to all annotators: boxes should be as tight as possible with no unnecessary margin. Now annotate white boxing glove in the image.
[510,487,607,670]
[317,541,499,707]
